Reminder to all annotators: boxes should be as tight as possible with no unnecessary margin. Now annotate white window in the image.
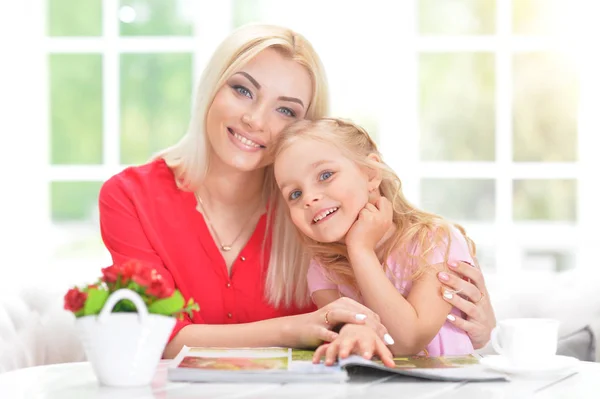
[3,0,596,290]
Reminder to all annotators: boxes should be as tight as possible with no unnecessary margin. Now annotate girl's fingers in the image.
[325,341,341,366]
[356,338,375,360]
[364,203,378,212]
[338,339,355,359]
[313,344,329,364]
[317,327,339,343]
[377,196,393,214]
[374,339,395,368]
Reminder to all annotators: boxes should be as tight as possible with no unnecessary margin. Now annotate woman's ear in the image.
[365,153,383,193]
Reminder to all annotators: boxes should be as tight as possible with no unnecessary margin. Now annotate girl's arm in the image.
[349,248,453,356]
[312,289,341,308]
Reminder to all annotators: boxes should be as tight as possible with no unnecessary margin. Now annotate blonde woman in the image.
[99,24,495,359]
[272,118,482,363]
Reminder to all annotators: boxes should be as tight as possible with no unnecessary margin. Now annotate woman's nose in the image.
[242,105,266,132]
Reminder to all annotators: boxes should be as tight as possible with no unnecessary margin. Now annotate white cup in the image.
[491,318,559,367]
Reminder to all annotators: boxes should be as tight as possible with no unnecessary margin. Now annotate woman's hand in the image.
[345,196,393,253]
[438,261,496,349]
[312,324,395,367]
[283,297,391,349]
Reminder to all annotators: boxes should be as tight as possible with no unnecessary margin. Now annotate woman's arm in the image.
[165,314,322,358]
[437,261,496,349]
[349,249,452,355]
[99,174,197,340]
[166,299,385,358]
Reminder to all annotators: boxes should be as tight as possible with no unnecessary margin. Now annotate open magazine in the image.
[167,346,509,383]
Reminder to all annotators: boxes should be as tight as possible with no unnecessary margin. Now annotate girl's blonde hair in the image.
[269,118,479,295]
[157,24,330,308]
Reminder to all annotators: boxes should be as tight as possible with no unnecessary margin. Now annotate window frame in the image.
[36,0,600,276]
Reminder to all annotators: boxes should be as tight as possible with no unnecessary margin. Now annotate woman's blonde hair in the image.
[158,23,329,189]
[269,118,479,296]
[156,24,330,308]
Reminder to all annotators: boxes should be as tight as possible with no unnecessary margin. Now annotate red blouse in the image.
[99,159,315,341]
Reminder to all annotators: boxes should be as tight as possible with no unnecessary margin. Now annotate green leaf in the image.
[148,290,184,316]
[83,288,109,316]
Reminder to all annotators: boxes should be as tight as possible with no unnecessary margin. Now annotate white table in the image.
[1,360,600,399]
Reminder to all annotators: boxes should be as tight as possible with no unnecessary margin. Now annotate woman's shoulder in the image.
[101,158,178,197]
[99,159,182,209]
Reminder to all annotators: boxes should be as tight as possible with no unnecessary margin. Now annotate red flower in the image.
[132,264,155,287]
[64,288,87,313]
[101,265,120,284]
[146,277,174,299]
[120,260,142,281]
[131,265,174,298]
[101,260,142,285]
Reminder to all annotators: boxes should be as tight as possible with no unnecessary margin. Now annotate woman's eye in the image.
[233,85,252,98]
[289,190,301,200]
[319,171,334,181]
[278,107,296,117]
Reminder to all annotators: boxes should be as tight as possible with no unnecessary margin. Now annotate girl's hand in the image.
[345,196,393,253]
[285,297,391,349]
[312,324,395,367]
[437,261,496,349]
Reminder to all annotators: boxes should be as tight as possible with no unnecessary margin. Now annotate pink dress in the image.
[307,227,475,356]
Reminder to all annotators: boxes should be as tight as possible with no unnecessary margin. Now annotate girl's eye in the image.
[278,107,296,117]
[289,190,301,201]
[319,171,334,181]
[233,85,252,98]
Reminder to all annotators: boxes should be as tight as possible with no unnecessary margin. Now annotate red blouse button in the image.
[227,312,233,318]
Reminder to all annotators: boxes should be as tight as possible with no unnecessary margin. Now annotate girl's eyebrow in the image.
[278,160,334,191]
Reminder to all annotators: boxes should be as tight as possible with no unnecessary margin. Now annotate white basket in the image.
[76,289,176,387]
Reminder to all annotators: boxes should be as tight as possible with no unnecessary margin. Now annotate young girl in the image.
[271,118,479,364]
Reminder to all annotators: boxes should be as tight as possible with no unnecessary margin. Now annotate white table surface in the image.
[1,359,599,399]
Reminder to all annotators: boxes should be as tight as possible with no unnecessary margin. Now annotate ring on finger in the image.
[324,310,331,325]
[474,291,485,304]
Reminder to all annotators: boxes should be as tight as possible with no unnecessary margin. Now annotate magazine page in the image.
[338,354,509,382]
[167,346,348,383]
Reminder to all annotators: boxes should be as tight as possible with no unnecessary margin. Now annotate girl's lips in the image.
[312,207,339,224]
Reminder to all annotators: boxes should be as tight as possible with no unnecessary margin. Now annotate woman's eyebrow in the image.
[235,71,261,89]
[278,96,304,108]
[235,72,305,109]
